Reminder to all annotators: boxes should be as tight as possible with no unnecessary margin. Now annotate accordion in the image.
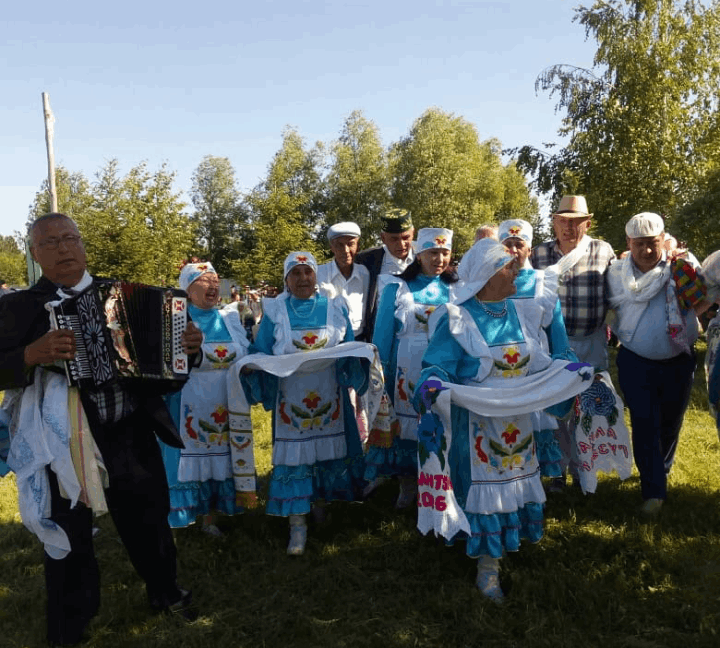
[49,280,190,390]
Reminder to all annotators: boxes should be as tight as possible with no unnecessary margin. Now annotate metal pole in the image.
[42,92,57,212]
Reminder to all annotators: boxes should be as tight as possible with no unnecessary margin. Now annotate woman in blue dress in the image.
[415,238,591,601]
[365,228,457,508]
[161,261,250,536]
[498,219,576,483]
[244,251,368,556]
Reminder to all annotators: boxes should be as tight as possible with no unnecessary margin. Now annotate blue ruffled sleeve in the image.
[545,298,578,362]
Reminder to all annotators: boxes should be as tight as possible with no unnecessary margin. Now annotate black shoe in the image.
[152,588,198,621]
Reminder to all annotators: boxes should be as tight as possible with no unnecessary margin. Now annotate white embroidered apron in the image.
[394,299,439,441]
[270,300,347,467]
[452,303,548,516]
[178,338,245,483]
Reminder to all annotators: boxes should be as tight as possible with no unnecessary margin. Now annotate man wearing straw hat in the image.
[531,195,616,488]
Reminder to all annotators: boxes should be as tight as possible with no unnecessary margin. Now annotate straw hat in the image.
[551,195,592,218]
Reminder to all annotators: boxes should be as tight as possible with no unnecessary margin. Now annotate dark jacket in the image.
[0,276,185,448]
[354,246,386,342]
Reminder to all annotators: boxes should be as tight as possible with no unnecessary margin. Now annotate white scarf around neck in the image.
[545,235,592,278]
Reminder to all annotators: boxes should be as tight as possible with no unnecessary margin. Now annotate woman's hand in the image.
[181,322,203,355]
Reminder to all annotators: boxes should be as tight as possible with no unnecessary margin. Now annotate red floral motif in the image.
[475,436,489,463]
[501,424,521,445]
[503,347,521,365]
[509,226,521,236]
[215,345,228,359]
[296,255,308,263]
[279,401,292,424]
[210,406,228,425]
[302,334,318,345]
[302,391,321,410]
[434,236,446,246]
[185,416,198,440]
[397,377,408,401]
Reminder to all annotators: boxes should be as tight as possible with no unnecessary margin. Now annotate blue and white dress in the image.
[365,274,453,480]
[162,304,250,527]
[416,295,586,558]
[244,292,367,516]
[510,268,576,477]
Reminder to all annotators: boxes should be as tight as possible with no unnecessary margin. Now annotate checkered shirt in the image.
[531,238,616,338]
[85,383,139,425]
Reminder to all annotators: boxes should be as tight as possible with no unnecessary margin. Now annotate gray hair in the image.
[28,213,76,247]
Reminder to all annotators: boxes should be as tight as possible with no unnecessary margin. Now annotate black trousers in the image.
[45,409,181,645]
[616,346,696,501]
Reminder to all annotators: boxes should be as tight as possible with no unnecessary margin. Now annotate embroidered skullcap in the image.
[453,238,515,304]
[701,250,720,303]
[417,227,453,252]
[552,195,592,218]
[179,261,217,291]
[625,212,665,238]
[381,208,413,233]
[498,219,533,245]
[327,221,361,241]
[283,251,318,279]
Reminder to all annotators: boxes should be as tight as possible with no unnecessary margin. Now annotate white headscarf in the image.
[179,261,217,291]
[416,227,453,252]
[283,251,318,279]
[453,238,515,304]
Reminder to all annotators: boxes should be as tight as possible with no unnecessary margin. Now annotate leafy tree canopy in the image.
[513,0,720,250]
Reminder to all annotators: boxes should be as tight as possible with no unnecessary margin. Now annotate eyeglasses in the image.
[37,234,82,250]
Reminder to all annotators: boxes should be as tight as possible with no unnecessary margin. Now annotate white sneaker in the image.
[395,477,417,509]
[202,523,223,538]
[476,563,504,603]
[641,498,664,516]
[287,516,307,556]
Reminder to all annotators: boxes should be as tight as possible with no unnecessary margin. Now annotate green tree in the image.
[190,155,249,276]
[514,0,720,248]
[0,235,27,285]
[29,167,94,227]
[390,108,530,254]
[30,161,195,285]
[232,129,324,287]
[325,110,390,246]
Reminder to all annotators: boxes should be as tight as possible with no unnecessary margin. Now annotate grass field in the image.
[2,346,720,648]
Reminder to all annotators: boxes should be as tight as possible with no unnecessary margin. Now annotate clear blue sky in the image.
[1,0,597,239]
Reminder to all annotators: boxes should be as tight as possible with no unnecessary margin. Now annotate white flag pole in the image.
[42,92,58,212]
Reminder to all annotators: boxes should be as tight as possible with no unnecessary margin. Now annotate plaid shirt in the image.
[531,239,616,338]
[85,383,139,425]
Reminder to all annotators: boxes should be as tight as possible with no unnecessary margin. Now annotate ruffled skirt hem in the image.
[363,438,417,481]
[534,428,563,478]
[266,456,365,516]
[464,470,546,514]
[168,478,244,528]
[446,502,545,559]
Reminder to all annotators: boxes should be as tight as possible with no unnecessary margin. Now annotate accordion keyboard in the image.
[171,297,188,374]
[56,313,93,382]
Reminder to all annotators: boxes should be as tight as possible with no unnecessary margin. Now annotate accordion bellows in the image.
[50,280,189,389]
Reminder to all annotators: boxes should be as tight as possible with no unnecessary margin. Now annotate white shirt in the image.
[317,260,370,336]
[380,244,414,276]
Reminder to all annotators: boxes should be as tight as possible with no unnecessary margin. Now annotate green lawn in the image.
[2,346,720,647]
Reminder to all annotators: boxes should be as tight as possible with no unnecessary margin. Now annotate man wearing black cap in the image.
[355,208,414,341]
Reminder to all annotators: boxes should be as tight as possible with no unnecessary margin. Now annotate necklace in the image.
[479,300,507,318]
[288,294,317,320]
